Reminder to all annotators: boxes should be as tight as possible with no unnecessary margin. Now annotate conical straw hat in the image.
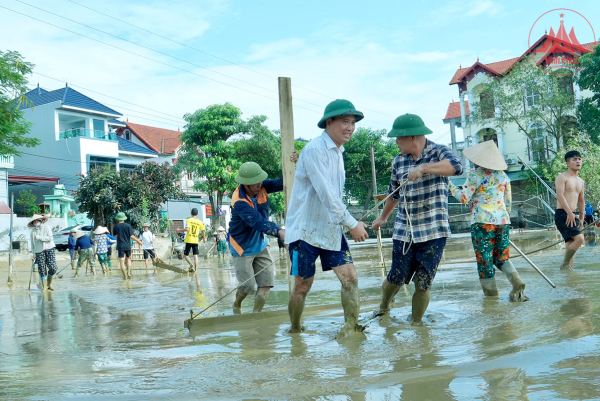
[462,140,507,171]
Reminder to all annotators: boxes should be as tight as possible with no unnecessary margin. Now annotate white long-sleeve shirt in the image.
[285,131,358,250]
[30,224,55,254]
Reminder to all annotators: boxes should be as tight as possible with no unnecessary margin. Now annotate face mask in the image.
[34,221,42,227]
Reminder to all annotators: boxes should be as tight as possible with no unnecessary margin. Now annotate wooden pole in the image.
[278,77,296,220]
[371,144,386,272]
[7,193,14,283]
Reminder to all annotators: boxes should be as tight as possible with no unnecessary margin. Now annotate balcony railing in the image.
[0,155,14,169]
[59,129,117,141]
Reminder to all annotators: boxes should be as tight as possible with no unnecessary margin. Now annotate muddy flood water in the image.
[1,232,599,400]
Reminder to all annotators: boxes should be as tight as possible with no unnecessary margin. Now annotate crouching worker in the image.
[29,214,58,291]
[449,140,528,302]
[229,162,285,314]
[371,113,462,323]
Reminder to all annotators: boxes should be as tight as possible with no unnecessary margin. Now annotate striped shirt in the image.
[388,140,462,243]
[285,131,358,251]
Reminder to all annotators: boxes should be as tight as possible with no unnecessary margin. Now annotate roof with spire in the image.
[444,101,469,120]
[21,84,122,117]
[119,122,182,155]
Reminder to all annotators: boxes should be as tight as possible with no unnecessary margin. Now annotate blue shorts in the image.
[388,237,446,291]
[288,236,353,279]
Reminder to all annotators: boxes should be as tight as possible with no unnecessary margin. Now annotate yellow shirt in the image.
[184,217,205,244]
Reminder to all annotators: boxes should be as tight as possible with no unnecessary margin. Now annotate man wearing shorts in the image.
[285,99,369,338]
[229,162,285,314]
[177,208,206,272]
[113,212,143,280]
[555,150,585,271]
[371,113,462,324]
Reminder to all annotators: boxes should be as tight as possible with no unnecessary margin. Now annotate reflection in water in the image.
[0,238,599,398]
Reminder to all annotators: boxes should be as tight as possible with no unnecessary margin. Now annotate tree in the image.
[342,127,397,209]
[471,60,578,166]
[576,44,600,145]
[75,162,186,232]
[0,50,40,156]
[16,189,40,217]
[176,103,246,227]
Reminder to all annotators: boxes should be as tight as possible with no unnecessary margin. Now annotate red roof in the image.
[124,122,182,154]
[449,39,600,85]
[0,201,11,214]
[444,101,469,120]
[8,175,60,184]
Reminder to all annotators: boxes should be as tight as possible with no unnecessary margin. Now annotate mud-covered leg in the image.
[288,275,314,333]
[502,260,529,302]
[333,264,362,339]
[372,279,401,318]
[233,290,247,314]
[253,287,270,313]
[410,278,431,324]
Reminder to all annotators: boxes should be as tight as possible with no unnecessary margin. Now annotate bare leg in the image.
[194,255,199,270]
[288,275,314,333]
[561,235,584,271]
[184,255,193,270]
[233,290,248,314]
[410,285,430,324]
[333,263,361,338]
[373,279,401,317]
[119,257,127,279]
[126,257,132,278]
[253,287,270,313]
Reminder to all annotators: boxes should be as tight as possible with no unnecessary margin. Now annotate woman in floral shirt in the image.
[449,140,528,302]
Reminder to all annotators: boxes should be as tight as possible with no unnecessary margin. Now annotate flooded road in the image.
[1,233,599,399]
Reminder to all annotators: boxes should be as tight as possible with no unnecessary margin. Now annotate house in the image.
[0,155,14,208]
[444,25,599,173]
[11,84,158,214]
[116,121,231,231]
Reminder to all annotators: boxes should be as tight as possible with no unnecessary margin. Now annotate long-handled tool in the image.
[55,261,72,279]
[28,260,35,290]
[509,239,556,288]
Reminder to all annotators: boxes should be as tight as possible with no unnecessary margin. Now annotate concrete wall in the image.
[0,215,67,253]
[163,200,231,232]
[0,169,8,206]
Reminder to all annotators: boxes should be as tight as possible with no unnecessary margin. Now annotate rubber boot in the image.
[560,248,576,271]
[47,277,55,291]
[41,277,48,292]
[480,277,499,297]
[73,269,79,278]
[503,261,529,302]
[71,260,75,270]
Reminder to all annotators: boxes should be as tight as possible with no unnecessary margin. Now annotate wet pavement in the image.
[1,234,599,400]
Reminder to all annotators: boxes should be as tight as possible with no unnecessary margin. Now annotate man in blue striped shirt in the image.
[286,99,369,339]
[371,113,462,324]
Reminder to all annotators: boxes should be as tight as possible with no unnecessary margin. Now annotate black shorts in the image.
[184,243,199,256]
[117,249,132,258]
[585,215,594,225]
[555,209,582,242]
[518,221,525,228]
[143,249,156,260]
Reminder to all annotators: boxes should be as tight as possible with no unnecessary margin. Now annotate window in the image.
[559,76,575,103]
[187,172,193,180]
[93,119,105,137]
[123,129,132,141]
[479,91,495,119]
[529,126,547,163]
[525,87,541,107]
[120,164,136,174]
[89,156,116,171]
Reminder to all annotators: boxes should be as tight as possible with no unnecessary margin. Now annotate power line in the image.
[64,0,399,120]
[3,3,390,128]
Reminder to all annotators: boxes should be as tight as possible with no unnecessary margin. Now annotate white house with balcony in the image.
[0,155,14,207]
[11,84,158,211]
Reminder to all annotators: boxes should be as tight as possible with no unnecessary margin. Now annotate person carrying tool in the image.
[448,140,528,302]
[285,99,369,339]
[555,150,586,271]
[176,208,206,272]
[371,113,462,323]
[28,214,58,291]
[141,222,157,269]
[229,162,286,314]
[74,230,95,277]
[113,212,143,279]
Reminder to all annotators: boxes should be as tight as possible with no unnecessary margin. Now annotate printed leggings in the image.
[470,223,510,279]
[35,248,58,278]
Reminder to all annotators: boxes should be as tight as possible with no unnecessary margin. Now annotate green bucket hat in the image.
[388,113,433,137]
[235,162,268,185]
[115,212,127,221]
[317,99,364,129]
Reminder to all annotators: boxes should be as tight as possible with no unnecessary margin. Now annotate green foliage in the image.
[75,162,187,232]
[16,189,40,217]
[158,214,171,233]
[576,44,600,145]
[471,60,578,166]
[342,127,397,208]
[541,132,600,206]
[0,50,40,156]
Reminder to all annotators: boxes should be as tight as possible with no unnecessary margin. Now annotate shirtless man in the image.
[554,150,585,271]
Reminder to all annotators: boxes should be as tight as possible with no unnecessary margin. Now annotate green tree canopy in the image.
[0,50,40,156]
[576,44,600,145]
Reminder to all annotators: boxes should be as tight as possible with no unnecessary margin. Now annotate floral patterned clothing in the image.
[471,223,510,279]
[448,167,512,225]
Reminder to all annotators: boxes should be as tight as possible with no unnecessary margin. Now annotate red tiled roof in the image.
[125,122,182,154]
[444,101,469,120]
[582,41,600,51]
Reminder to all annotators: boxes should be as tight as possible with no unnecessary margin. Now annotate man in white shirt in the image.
[285,99,369,339]
[141,222,156,269]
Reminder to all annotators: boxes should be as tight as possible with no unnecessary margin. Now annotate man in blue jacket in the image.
[230,162,285,314]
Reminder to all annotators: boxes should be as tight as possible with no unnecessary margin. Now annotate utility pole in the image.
[278,77,296,220]
[7,192,14,284]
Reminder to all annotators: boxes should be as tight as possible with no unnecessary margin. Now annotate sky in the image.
[2,0,599,145]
